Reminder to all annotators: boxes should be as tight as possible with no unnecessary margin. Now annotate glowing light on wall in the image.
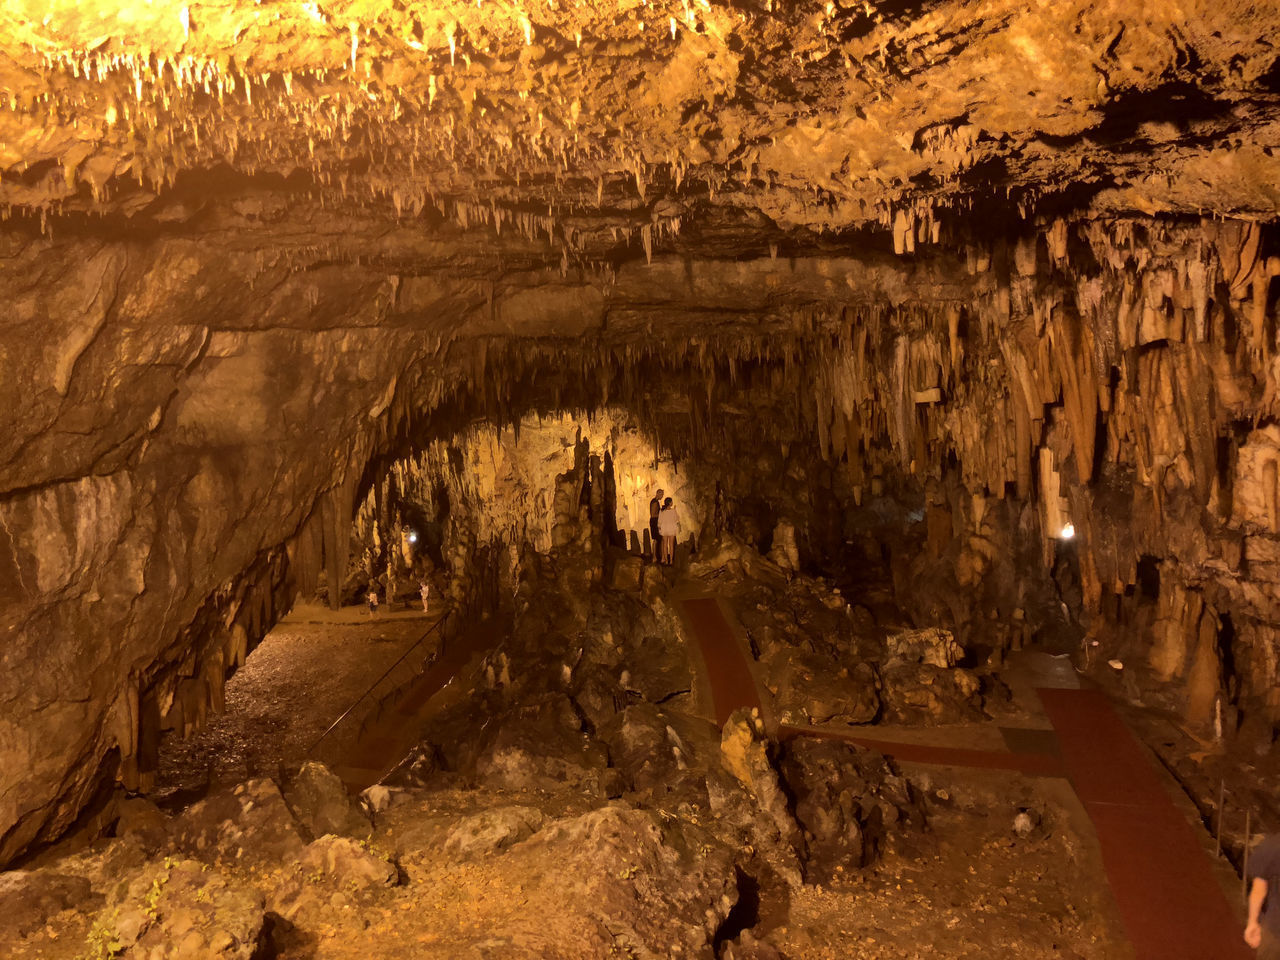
[1059,522,1075,540]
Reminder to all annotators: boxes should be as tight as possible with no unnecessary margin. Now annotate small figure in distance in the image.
[1246,833,1280,958]
[366,588,379,616]
[658,496,679,566]
[648,487,664,562]
[419,580,430,614]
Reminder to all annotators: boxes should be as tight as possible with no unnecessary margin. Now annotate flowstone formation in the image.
[1,0,1280,877]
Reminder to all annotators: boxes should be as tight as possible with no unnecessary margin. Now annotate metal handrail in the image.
[306,607,451,757]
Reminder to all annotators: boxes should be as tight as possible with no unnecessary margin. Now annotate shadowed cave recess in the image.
[3,0,1280,957]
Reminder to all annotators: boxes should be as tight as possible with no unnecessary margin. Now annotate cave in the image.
[1,2,1279,958]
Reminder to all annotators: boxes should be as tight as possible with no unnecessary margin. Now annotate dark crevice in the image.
[713,866,761,952]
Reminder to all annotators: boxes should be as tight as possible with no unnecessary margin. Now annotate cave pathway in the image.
[680,595,1251,960]
[332,614,505,789]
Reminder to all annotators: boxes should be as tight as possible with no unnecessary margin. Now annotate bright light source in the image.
[407,531,418,543]
[1059,522,1075,540]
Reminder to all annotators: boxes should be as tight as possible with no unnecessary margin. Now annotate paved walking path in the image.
[779,723,1066,777]
[682,597,763,724]
[680,594,1251,960]
[1039,688,1251,960]
[331,615,504,789]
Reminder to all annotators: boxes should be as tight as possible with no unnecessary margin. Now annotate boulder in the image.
[799,661,881,725]
[383,742,445,788]
[884,626,964,667]
[599,703,716,806]
[442,806,546,858]
[106,859,264,959]
[569,665,624,732]
[723,930,785,960]
[608,554,645,591]
[171,779,304,867]
[604,703,672,794]
[473,696,610,793]
[359,784,396,815]
[717,709,804,885]
[0,869,98,942]
[880,663,984,724]
[517,805,739,957]
[285,762,371,840]
[113,796,171,855]
[1012,806,1045,839]
[777,737,915,881]
[766,648,880,725]
[299,836,397,887]
[767,520,801,572]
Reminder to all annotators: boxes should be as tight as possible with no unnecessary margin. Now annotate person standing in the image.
[366,589,379,616]
[419,580,430,614]
[1247,834,1280,958]
[658,496,679,566]
[648,488,664,562]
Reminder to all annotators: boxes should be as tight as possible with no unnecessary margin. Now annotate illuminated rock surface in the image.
[0,2,1278,955]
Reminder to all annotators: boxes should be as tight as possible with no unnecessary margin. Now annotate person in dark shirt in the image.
[1246,834,1280,957]
[648,488,663,562]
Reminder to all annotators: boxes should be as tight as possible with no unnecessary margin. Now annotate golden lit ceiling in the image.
[0,1,1278,236]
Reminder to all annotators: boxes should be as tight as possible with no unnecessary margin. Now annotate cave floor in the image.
[678,593,1249,960]
[156,602,446,798]
[21,582,1251,959]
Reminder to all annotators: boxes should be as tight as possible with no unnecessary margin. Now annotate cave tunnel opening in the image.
[143,336,1018,809]
[8,257,1279,959]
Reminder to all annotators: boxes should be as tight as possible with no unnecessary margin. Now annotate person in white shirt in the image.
[658,497,679,566]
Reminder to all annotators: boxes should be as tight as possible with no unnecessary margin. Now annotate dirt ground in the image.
[771,769,1130,960]
[156,603,439,795]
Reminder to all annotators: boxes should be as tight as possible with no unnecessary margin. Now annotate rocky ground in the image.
[157,606,440,796]
[0,752,1124,960]
[2,517,1133,959]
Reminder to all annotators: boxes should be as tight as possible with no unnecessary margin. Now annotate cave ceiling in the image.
[1,0,1278,251]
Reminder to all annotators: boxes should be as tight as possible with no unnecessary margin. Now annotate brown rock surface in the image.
[1,0,1280,877]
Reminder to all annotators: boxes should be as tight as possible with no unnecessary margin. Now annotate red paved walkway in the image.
[1039,688,1250,960]
[681,595,1250,960]
[682,597,763,725]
